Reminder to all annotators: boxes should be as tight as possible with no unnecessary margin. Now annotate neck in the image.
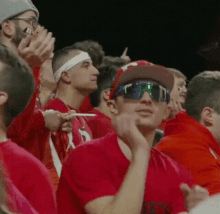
[0,39,17,54]
[94,101,112,119]
[118,127,156,161]
[0,120,8,143]
[55,85,87,110]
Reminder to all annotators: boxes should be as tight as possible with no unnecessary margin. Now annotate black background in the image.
[34,0,220,80]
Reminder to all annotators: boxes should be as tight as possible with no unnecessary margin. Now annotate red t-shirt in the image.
[86,109,115,139]
[44,98,93,190]
[0,140,57,214]
[79,96,94,113]
[57,133,194,214]
[156,112,220,195]
[5,178,39,214]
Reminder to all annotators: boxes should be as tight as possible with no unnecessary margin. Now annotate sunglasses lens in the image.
[115,82,169,103]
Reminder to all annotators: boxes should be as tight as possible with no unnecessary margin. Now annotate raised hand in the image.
[121,47,131,63]
[180,183,209,212]
[112,113,150,153]
[18,26,55,69]
[168,98,185,118]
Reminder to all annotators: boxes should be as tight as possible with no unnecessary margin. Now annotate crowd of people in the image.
[0,0,220,213]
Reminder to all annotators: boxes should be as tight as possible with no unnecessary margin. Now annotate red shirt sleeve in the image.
[57,145,117,214]
[157,141,220,196]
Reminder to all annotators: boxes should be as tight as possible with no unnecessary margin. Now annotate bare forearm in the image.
[39,88,53,108]
[103,149,150,214]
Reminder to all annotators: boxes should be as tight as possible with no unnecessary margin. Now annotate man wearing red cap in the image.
[57,61,209,213]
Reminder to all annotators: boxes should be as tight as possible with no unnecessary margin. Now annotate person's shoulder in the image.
[156,135,204,152]
[44,98,67,112]
[64,133,117,164]
[5,140,50,174]
[152,148,189,173]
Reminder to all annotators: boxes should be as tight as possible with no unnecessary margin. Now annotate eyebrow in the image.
[81,61,90,66]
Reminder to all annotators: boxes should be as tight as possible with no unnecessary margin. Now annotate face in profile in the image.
[170,76,187,104]
[69,55,99,93]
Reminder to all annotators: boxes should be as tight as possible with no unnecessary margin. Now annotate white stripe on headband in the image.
[54,52,91,82]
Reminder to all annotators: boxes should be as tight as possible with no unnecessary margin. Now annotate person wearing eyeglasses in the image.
[0,0,74,203]
[57,61,208,214]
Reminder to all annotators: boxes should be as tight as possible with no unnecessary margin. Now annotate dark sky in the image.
[34,0,220,80]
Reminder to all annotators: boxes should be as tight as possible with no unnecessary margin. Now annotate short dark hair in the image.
[0,45,34,127]
[52,46,79,74]
[101,56,128,68]
[72,40,105,68]
[186,71,220,121]
[89,65,118,107]
[167,68,187,80]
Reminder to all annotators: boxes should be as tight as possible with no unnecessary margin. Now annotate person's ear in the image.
[200,107,215,126]
[102,89,111,102]
[60,71,71,84]
[0,92,8,106]
[1,20,15,37]
[107,99,119,115]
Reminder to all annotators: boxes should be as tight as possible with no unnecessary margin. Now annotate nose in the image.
[183,86,187,93]
[92,65,99,76]
[139,91,153,104]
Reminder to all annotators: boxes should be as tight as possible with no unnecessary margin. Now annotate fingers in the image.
[31,27,48,50]
[121,47,128,57]
[61,121,72,132]
[18,35,32,53]
[180,183,191,198]
[40,37,56,60]
[36,32,53,55]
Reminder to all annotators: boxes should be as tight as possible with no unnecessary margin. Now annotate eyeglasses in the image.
[113,81,170,103]
[11,17,38,30]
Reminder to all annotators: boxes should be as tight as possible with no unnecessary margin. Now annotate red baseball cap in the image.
[109,60,174,99]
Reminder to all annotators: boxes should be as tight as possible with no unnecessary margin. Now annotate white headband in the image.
[54,52,91,82]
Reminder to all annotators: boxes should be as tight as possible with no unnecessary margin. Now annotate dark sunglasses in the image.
[113,81,170,103]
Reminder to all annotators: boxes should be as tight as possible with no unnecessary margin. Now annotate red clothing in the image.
[5,178,38,213]
[79,96,94,113]
[156,112,220,195]
[86,109,115,139]
[7,67,50,162]
[158,119,169,131]
[44,98,93,190]
[0,140,57,214]
[57,133,194,214]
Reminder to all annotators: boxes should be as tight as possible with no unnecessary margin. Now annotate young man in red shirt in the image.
[156,71,220,196]
[44,46,99,188]
[57,61,209,213]
[0,45,57,213]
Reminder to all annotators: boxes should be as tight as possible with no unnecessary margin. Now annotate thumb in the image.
[18,35,32,51]
[180,183,191,198]
[121,47,128,57]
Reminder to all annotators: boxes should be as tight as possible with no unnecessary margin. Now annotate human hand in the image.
[121,47,131,63]
[43,110,75,132]
[168,98,185,118]
[180,183,209,212]
[111,113,150,153]
[18,26,55,69]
